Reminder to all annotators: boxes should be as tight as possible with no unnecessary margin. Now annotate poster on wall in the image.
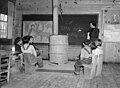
[103,9,120,42]
[104,24,120,42]
[104,9,120,24]
[23,21,52,43]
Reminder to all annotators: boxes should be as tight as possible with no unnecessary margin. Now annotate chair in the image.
[82,64,93,69]
[82,54,103,78]
[0,54,10,84]
[12,53,23,71]
[82,64,93,75]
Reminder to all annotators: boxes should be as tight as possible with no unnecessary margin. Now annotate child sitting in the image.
[74,39,92,75]
[13,37,23,72]
[21,36,43,74]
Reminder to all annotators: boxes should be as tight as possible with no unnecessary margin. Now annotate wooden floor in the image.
[2,62,120,88]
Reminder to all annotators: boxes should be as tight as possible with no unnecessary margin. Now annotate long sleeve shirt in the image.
[89,28,99,41]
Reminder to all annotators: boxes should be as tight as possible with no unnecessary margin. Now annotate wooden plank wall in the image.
[104,42,120,63]
[12,0,120,63]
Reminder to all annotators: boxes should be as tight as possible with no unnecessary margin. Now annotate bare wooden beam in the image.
[53,0,58,35]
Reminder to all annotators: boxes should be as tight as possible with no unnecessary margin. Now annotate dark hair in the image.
[14,37,21,45]
[22,36,30,44]
[90,21,97,27]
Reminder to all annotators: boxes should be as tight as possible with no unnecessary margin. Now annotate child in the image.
[29,36,43,67]
[90,38,103,79]
[13,37,23,72]
[21,36,43,74]
[74,39,92,75]
[14,37,23,54]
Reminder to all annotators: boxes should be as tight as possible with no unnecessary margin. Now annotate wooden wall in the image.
[11,0,120,62]
[104,43,120,63]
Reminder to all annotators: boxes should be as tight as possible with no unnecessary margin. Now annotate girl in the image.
[21,36,43,74]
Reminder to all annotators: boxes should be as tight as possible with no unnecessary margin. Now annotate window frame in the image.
[0,13,8,39]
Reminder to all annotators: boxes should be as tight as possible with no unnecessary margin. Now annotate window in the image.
[0,13,8,38]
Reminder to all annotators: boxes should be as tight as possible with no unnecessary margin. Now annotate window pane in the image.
[0,14,1,20]
[0,22,7,38]
[0,22,2,29]
[3,22,7,29]
[0,29,7,38]
[0,14,4,21]
[0,14,7,21]
[0,22,4,29]
[4,15,7,21]
[0,22,7,29]
[0,14,3,20]
[0,13,8,38]
[0,29,3,38]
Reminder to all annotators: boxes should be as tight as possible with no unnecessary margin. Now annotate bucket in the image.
[50,35,68,64]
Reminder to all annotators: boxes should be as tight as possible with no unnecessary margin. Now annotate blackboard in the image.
[58,14,98,45]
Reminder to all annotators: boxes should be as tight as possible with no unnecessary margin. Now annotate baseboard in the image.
[36,69,74,73]
[42,58,76,62]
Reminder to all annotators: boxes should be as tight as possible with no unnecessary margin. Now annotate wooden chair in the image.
[82,54,103,78]
[82,64,93,69]
[82,64,93,75]
[0,54,10,84]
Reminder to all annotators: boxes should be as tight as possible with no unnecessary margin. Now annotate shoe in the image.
[35,62,43,68]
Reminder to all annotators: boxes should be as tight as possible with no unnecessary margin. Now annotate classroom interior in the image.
[1,0,120,88]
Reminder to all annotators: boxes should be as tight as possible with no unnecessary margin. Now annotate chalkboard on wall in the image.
[58,14,98,45]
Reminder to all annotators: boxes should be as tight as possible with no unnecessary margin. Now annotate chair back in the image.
[0,54,10,83]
